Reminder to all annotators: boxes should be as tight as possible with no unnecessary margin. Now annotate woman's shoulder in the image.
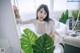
[49,19,55,25]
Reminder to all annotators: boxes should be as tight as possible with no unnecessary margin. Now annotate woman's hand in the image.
[49,31,55,41]
[13,5,20,18]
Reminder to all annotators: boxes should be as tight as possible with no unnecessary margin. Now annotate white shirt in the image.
[17,18,56,36]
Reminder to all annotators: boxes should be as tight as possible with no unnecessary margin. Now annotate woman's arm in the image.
[16,18,36,24]
[49,28,62,41]
[49,31,55,41]
[54,30,62,38]
[13,5,20,18]
[50,20,62,41]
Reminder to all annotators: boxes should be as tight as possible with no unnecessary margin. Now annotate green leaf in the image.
[59,12,65,23]
[72,10,79,21]
[20,28,38,53]
[64,9,69,24]
[59,9,69,24]
[32,34,55,53]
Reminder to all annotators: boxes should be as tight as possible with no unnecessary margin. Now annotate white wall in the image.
[0,0,21,53]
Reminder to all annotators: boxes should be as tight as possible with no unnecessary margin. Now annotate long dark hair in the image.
[36,4,51,22]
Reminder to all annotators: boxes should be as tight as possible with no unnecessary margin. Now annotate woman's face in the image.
[38,8,47,21]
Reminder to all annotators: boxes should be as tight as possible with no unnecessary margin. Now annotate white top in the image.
[16,18,56,36]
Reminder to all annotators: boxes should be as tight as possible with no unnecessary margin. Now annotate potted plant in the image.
[59,9,69,24]
[72,10,79,21]
[20,28,55,53]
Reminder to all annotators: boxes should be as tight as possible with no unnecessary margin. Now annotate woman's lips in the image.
[40,17,43,19]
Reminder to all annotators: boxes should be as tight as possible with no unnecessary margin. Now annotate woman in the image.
[16,4,62,41]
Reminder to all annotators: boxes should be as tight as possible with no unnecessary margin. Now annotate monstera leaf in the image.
[20,28,38,53]
[32,34,55,53]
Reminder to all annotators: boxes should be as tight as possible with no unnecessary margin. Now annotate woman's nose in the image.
[41,13,44,16]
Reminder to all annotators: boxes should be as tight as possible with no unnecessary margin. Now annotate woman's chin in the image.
[39,19,43,21]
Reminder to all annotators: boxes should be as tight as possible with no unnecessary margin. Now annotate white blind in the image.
[18,0,35,13]
[14,0,79,12]
[53,0,67,11]
[17,0,51,13]
[35,0,51,11]
[53,0,78,11]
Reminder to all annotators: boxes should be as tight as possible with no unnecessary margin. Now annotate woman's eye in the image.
[44,13,46,15]
[40,11,43,13]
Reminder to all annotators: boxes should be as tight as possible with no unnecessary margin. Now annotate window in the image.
[17,0,35,13]
[67,1,78,10]
[17,0,51,13]
[53,0,78,11]
[13,0,79,13]
[53,0,67,11]
[35,0,51,11]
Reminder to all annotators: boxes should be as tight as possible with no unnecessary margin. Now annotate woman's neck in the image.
[37,19,45,23]
[37,19,43,22]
